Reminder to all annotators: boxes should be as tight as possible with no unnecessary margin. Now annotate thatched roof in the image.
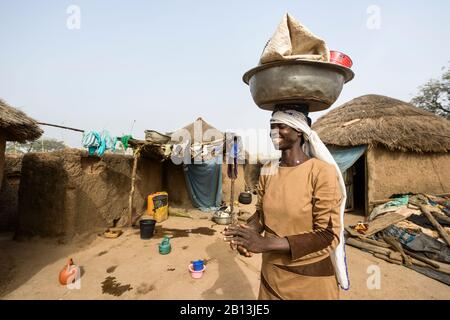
[0,98,43,143]
[174,117,224,145]
[312,94,450,153]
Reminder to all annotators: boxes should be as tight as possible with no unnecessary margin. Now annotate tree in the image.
[411,64,450,120]
[6,138,67,154]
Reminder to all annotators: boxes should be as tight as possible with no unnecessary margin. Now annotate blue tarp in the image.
[328,145,367,173]
[183,158,222,211]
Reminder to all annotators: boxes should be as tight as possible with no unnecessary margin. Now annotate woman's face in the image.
[270,123,302,150]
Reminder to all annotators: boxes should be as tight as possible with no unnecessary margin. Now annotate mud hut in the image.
[0,98,42,188]
[157,117,249,209]
[312,94,450,215]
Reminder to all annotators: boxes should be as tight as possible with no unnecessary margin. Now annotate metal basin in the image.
[243,60,354,112]
[213,211,232,225]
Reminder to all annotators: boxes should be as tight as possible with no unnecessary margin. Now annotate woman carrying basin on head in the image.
[223,106,349,300]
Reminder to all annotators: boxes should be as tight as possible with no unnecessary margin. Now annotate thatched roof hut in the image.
[0,98,42,190]
[313,94,450,215]
[175,117,224,146]
[313,94,450,153]
[136,118,250,210]
[0,98,43,143]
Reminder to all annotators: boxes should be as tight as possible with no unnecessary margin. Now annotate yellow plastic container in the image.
[147,192,169,222]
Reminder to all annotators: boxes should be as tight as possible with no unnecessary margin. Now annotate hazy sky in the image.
[1,1,449,151]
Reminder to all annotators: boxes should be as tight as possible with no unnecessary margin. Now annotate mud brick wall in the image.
[0,154,23,231]
[17,149,162,238]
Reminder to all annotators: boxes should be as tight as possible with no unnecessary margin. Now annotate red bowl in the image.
[330,51,353,68]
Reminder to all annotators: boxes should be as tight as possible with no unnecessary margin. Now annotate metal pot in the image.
[238,192,252,205]
[213,211,232,225]
[243,59,354,112]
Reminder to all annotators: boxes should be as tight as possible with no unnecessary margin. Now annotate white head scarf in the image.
[271,109,350,290]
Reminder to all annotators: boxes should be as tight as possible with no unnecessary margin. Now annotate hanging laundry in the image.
[82,130,117,156]
[121,135,133,150]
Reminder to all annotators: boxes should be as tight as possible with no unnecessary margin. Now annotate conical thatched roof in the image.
[176,117,224,145]
[0,98,43,143]
[312,94,450,153]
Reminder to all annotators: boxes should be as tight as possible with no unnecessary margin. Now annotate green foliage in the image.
[6,138,67,154]
[411,64,450,120]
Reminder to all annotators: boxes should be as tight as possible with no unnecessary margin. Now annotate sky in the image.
[1,0,449,154]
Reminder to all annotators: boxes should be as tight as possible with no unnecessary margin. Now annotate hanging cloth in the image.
[82,130,117,156]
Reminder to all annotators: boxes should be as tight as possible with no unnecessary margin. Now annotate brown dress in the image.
[256,158,342,300]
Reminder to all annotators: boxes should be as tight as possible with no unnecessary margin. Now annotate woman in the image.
[223,107,348,300]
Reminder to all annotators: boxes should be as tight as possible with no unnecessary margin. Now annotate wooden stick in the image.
[373,253,402,265]
[370,199,398,206]
[370,194,449,206]
[350,238,447,273]
[129,148,140,227]
[425,193,450,200]
[37,122,84,132]
[346,237,392,255]
[403,249,440,269]
[398,255,450,275]
[230,178,236,224]
[353,238,450,275]
[419,204,450,246]
[357,236,392,248]
[383,235,412,266]
[342,118,361,127]
[388,253,430,268]
[345,228,392,248]
[377,251,439,270]
[431,211,450,225]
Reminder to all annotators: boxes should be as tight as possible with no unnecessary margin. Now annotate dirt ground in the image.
[0,206,449,300]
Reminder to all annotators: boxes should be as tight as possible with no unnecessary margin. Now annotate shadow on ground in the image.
[0,232,96,297]
[201,238,256,300]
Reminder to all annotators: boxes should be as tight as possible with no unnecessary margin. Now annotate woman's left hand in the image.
[223,224,268,254]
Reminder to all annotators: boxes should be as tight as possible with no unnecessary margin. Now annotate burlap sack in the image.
[260,13,330,64]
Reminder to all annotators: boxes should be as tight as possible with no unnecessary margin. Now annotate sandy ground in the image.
[0,207,449,300]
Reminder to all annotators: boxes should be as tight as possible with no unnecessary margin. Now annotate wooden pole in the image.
[129,148,140,227]
[230,178,236,224]
[355,235,392,249]
[370,194,450,206]
[431,211,450,224]
[373,253,402,265]
[419,204,450,246]
[37,122,84,133]
[373,253,437,270]
[390,253,442,269]
[403,249,440,269]
[383,235,412,266]
[346,237,392,255]
[348,231,450,278]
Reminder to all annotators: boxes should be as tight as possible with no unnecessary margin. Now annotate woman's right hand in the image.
[223,212,263,258]
[224,224,255,258]
[231,243,253,257]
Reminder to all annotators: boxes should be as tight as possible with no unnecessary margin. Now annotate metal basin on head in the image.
[243,59,354,112]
